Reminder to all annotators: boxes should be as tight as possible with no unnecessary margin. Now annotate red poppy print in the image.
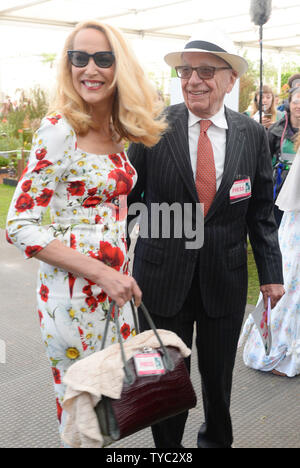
[120,323,131,340]
[90,241,124,271]
[15,193,34,212]
[82,196,102,208]
[56,398,62,423]
[39,284,49,303]
[36,188,54,207]
[6,230,13,245]
[85,295,98,312]
[67,180,85,196]
[78,327,88,351]
[25,245,43,258]
[105,195,128,221]
[108,169,133,196]
[120,152,127,161]
[33,160,53,173]
[21,179,32,192]
[52,367,61,384]
[97,291,107,303]
[19,162,29,181]
[124,162,136,177]
[88,187,98,196]
[35,148,47,160]
[38,309,43,326]
[95,214,103,224]
[47,115,62,125]
[109,154,123,167]
[82,285,93,296]
[70,233,76,249]
[68,272,76,298]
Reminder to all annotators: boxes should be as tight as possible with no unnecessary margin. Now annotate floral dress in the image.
[6,113,138,435]
[239,210,300,377]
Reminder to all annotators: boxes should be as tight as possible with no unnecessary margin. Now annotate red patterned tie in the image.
[196,120,216,217]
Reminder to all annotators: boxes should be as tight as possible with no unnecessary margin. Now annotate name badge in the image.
[134,352,165,377]
[230,178,251,204]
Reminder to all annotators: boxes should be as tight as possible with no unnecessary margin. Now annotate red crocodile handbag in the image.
[95,301,197,442]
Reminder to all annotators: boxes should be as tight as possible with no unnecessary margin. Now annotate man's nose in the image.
[188,69,203,84]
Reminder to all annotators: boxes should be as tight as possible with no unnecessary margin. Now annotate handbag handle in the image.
[101,300,175,385]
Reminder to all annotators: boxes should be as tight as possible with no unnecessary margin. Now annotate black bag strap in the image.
[101,300,175,385]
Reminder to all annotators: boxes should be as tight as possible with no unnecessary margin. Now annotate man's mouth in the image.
[188,90,209,96]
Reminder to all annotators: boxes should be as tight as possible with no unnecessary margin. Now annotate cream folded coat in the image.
[62,329,191,448]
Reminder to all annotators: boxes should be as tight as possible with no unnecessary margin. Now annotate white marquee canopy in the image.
[0,0,300,53]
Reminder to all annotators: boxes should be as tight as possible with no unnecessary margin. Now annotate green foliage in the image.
[247,245,260,305]
[0,118,23,159]
[0,86,49,164]
[39,53,57,69]
[239,54,300,112]
[0,156,8,167]
[0,184,16,228]
[239,52,257,113]
[281,65,300,87]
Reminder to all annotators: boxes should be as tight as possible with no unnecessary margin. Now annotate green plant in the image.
[0,156,8,167]
[0,120,23,158]
[247,244,260,305]
[16,86,49,127]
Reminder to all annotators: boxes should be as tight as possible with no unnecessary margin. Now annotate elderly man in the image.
[127,36,285,448]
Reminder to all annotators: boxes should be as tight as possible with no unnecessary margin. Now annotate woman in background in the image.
[269,87,300,226]
[250,85,284,129]
[239,131,300,378]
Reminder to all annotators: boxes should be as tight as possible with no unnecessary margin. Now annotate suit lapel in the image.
[165,104,199,203]
[205,107,246,222]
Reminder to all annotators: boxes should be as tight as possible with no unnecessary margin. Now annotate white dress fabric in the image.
[6,113,138,435]
[239,210,300,377]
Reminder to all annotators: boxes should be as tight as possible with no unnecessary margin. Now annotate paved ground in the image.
[0,228,299,449]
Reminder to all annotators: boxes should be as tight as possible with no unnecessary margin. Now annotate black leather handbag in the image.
[95,300,197,443]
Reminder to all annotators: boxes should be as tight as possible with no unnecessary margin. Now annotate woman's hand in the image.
[95,263,142,308]
[262,115,272,129]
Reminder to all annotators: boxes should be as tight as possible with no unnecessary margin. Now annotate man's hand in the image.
[260,284,285,309]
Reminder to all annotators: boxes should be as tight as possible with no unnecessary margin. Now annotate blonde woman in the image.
[6,20,167,443]
[239,132,300,377]
[251,85,283,129]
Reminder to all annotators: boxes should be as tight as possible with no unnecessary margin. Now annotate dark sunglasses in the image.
[175,65,232,80]
[67,50,115,68]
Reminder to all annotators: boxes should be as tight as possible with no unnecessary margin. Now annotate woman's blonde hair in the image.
[251,85,277,122]
[49,20,167,147]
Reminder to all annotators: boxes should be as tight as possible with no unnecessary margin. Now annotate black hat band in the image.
[184,40,227,54]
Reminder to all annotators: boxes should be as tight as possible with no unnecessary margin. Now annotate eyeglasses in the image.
[67,50,115,68]
[175,65,232,80]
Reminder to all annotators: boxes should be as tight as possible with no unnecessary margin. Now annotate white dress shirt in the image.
[188,106,228,190]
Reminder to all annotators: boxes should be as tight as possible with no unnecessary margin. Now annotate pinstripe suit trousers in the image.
[139,259,244,448]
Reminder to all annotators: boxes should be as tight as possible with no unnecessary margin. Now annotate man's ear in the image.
[226,70,238,94]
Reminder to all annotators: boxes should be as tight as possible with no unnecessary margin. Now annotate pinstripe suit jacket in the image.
[127,103,283,318]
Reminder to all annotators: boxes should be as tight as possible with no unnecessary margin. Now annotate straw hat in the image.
[164,35,248,78]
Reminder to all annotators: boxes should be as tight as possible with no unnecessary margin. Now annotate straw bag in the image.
[95,300,197,443]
